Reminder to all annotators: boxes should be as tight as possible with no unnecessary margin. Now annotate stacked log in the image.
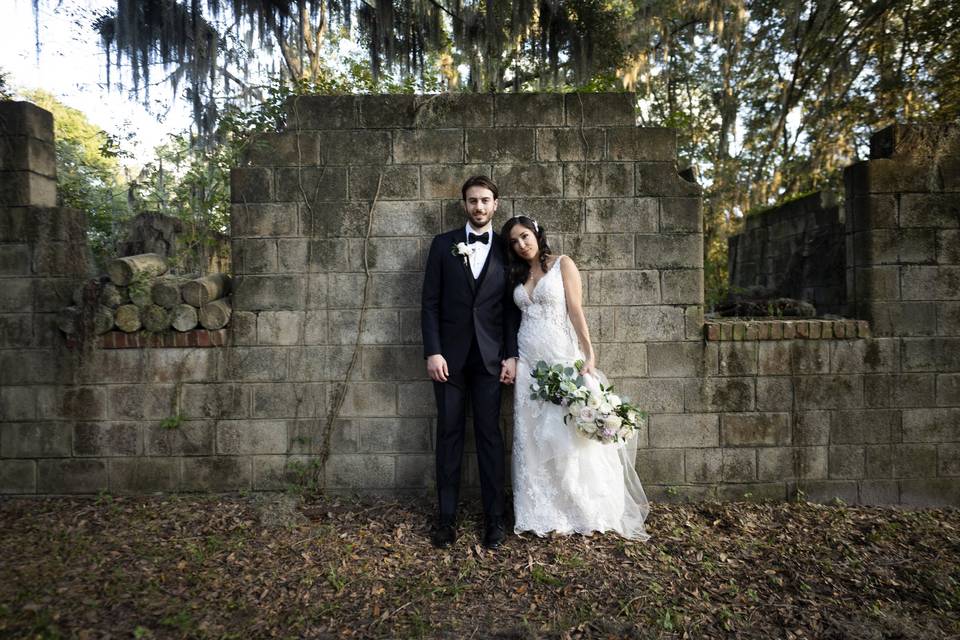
[57,253,233,336]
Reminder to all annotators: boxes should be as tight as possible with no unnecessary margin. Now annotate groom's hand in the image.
[426,354,449,382]
[500,358,517,385]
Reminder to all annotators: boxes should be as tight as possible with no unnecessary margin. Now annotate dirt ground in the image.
[1,492,957,639]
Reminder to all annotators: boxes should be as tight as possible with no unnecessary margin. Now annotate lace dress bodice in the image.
[513,257,582,368]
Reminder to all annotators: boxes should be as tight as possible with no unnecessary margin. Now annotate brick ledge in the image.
[704,318,870,341]
[65,329,229,349]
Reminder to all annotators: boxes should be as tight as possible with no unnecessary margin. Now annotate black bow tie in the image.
[468,232,489,244]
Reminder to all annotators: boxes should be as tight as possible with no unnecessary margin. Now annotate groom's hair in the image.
[461,175,499,201]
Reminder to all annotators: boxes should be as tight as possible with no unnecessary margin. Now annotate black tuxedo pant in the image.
[433,337,505,520]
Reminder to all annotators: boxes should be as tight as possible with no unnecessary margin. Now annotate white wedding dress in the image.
[512,256,651,540]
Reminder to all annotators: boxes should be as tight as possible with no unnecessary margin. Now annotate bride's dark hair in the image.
[500,216,552,286]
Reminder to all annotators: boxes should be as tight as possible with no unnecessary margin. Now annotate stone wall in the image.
[2,98,959,507]
[727,191,845,315]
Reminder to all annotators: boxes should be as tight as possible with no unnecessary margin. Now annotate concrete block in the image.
[536,127,604,161]
[245,130,320,166]
[796,375,863,409]
[902,265,960,301]
[0,279,32,312]
[830,338,898,373]
[829,445,865,478]
[863,373,934,407]
[791,411,830,445]
[33,386,105,421]
[635,448,684,483]
[38,458,107,494]
[288,345,353,381]
[646,341,716,377]
[865,444,892,477]
[370,200,442,237]
[420,164,493,199]
[357,95,417,127]
[937,373,960,406]
[757,446,828,480]
[659,197,702,233]
[300,201,368,237]
[684,448,721,483]
[635,162,701,197]
[635,233,702,269]
[892,443,937,477]
[349,165,420,200]
[285,95,357,129]
[217,420,288,454]
[614,306,686,341]
[606,127,675,161]
[721,413,790,446]
[339,383,397,417]
[939,443,960,476]
[181,383,248,420]
[0,313,33,348]
[902,408,960,441]
[512,198,583,233]
[369,273,422,308]
[396,454,435,488]
[181,456,251,492]
[144,420,215,456]
[107,385,176,420]
[0,170,56,207]
[407,94,493,128]
[466,128,534,163]
[274,167,348,202]
[859,480,900,505]
[789,480,858,505]
[326,454,395,488]
[564,93,636,126]
[355,417,432,453]
[492,164,562,197]
[494,94,563,126]
[855,301,936,337]
[661,269,702,305]
[715,482,785,502]
[899,478,960,507]
[230,167,273,203]
[144,350,219,384]
[900,193,960,228]
[317,130,391,165]
[394,129,463,164]
[235,238,277,274]
[397,381,435,417]
[219,347,288,382]
[564,234,635,270]
[257,311,304,345]
[0,386,35,421]
[846,195,897,232]
[362,346,428,381]
[644,484,717,503]
[0,460,36,493]
[648,413,719,447]
[564,162,634,197]
[109,457,179,493]
[329,309,401,345]
[756,377,794,411]
[232,275,304,311]
[597,342,648,377]
[684,377,754,412]
[717,342,757,376]
[616,378,684,413]
[830,409,899,444]
[74,422,140,456]
[0,244,30,276]
[584,197,657,233]
[722,448,756,482]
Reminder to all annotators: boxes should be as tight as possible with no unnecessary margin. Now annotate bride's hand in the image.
[579,356,596,377]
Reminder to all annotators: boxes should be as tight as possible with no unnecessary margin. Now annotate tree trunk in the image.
[152,276,183,308]
[129,283,154,308]
[100,283,125,307]
[199,299,232,330]
[94,305,114,335]
[115,304,142,333]
[107,253,168,286]
[141,304,171,332]
[182,273,232,307]
[171,304,199,332]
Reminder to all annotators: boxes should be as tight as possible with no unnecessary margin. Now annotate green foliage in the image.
[0,69,11,100]
[21,90,131,269]
[159,414,184,430]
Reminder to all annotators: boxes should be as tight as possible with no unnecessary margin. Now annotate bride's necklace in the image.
[522,259,553,299]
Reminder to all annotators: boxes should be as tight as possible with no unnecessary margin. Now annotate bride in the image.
[501,215,651,541]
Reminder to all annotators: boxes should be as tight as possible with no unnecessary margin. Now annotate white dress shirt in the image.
[464,223,492,279]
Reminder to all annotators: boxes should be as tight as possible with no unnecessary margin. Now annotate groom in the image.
[421,175,520,549]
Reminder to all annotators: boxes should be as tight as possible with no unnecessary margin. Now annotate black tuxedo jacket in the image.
[421,227,520,376]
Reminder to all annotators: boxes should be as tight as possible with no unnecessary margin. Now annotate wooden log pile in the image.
[58,253,233,336]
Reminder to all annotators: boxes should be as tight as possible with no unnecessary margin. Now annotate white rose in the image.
[603,415,623,430]
[456,242,471,255]
[608,394,622,407]
[586,393,601,409]
[578,406,596,422]
[627,411,637,424]
[567,401,582,417]
[532,382,540,392]
[618,426,632,439]
[599,402,614,415]
[579,420,598,434]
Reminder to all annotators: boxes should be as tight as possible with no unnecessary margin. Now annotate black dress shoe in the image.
[431,517,456,548]
[483,517,506,549]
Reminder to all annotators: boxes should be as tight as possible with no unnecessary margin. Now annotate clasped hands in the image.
[425,354,517,385]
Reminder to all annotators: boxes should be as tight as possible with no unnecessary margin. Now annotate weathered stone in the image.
[217,421,288,454]
[721,449,756,482]
[648,413,719,447]
[326,454,395,488]
[0,170,57,207]
[275,167,348,202]
[616,378,684,413]
[865,444,893,477]
[235,238,278,273]
[635,162,702,197]
[144,420,215,456]
[38,459,107,494]
[0,422,71,457]
[397,381,435,417]
[844,158,936,194]
[830,339,898,373]
[635,448,685,483]
[74,423,140,456]
[179,383,248,419]
[899,479,960,507]
[831,409,900,444]
[535,127,605,162]
[287,346,353,381]
[564,163,634,197]
[796,375,863,409]
[394,129,463,164]
[338,383,397,417]
[36,386,107,420]
[614,306,686,341]
[717,342,757,376]
[829,445,865,479]
[256,311,304,346]
[182,456,251,492]
[721,413,790,446]
[230,167,273,203]
[684,377,754,412]
[684,448,721,483]
[369,273,422,308]
[902,265,960,300]
[285,95,357,129]
[902,408,960,442]
[108,385,176,420]
[715,482,785,502]
[354,418,432,453]
[511,199,583,233]
[634,233,702,269]
[366,200,442,237]
[757,447,828,480]
[349,165,420,200]
[788,480,858,505]
[864,373,934,407]
[606,127,676,161]
[855,301,936,337]
[661,269,702,305]
[109,457,179,493]
[466,128,534,163]
[598,342,648,377]
[0,460,36,493]
[563,234,635,270]
[892,443,938,478]
[219,347,288,382]
[584,197,657,233]
[232,275,305,311]
[396,454,435,488]
[495,94,563,126]
[420,164,493,199]
[900,194,960,228]
[659,197,702,233]
[245,131,321,166]
[564,93,636,126]
[492,164,563,197]
[646,341,716,377]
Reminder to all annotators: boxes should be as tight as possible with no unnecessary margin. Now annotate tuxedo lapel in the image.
[456,229,477,296]
[475,234,502,299]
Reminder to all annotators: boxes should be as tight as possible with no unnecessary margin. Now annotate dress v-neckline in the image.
[522,256,561,302]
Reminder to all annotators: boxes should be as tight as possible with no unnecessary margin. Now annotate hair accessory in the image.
[531,218,540,232]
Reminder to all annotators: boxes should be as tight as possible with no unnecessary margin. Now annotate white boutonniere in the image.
[451,241,476,258]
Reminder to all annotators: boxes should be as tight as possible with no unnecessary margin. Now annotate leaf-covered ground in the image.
[1,492,958,639]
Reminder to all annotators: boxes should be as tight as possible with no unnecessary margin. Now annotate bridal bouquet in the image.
[529,360,648,444]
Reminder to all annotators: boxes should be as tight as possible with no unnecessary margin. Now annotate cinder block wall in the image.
[3,98,959,507]
[727,191,846,315]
